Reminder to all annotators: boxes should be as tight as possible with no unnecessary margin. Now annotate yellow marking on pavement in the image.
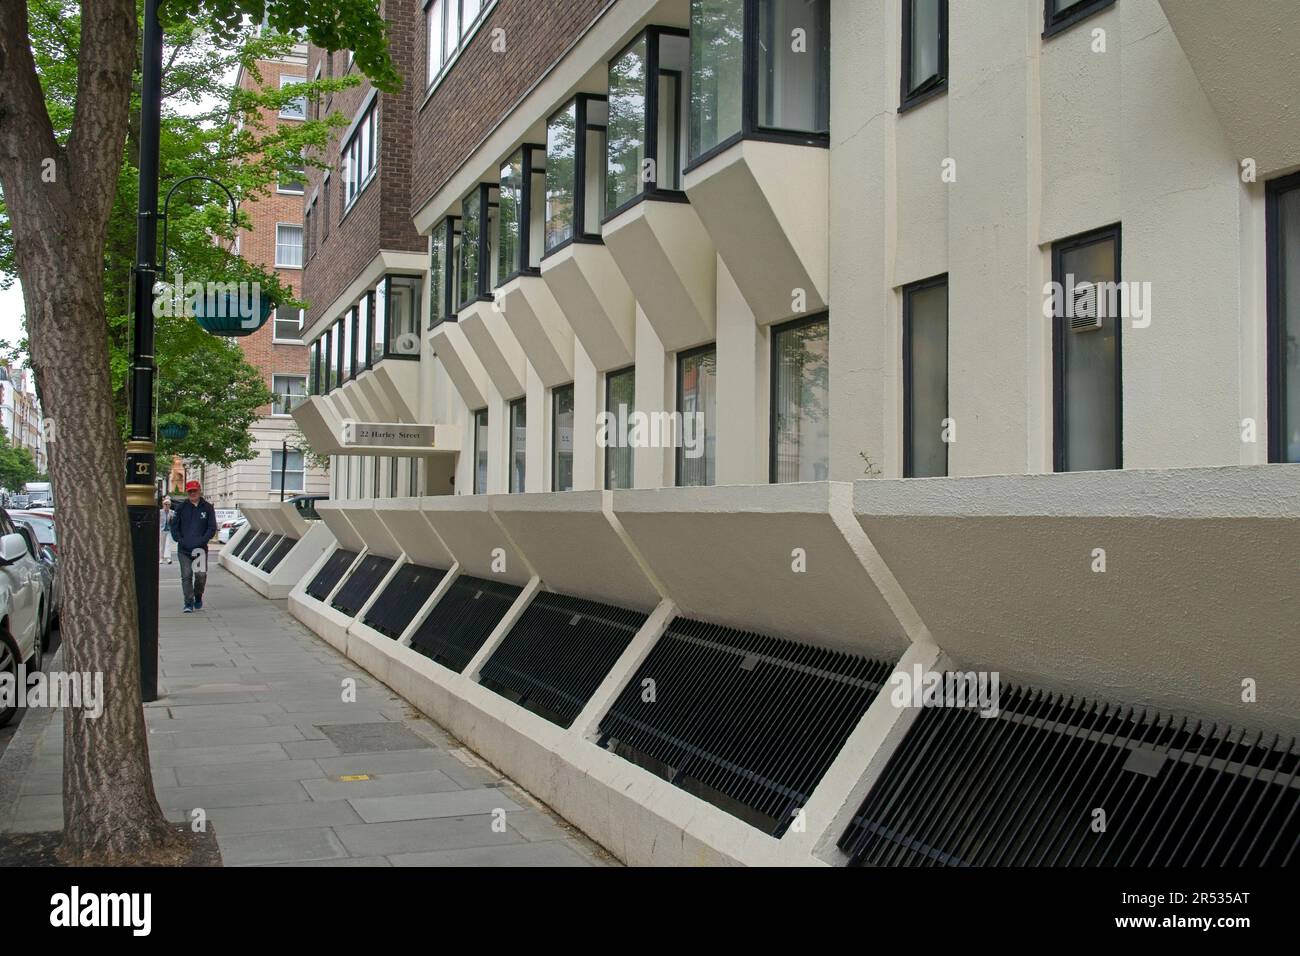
[339,774,371,781]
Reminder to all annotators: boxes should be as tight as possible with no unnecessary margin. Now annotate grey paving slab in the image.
[348,789,523,824]
[146,724,306,750]
[149,742,291,768]
[302,769,461,802]
[281,739,344,759]
[333,816,527,857]
[218,827,349,866]
[269,855,392,867]
[173,758,324,787]
[198,799,364,836]
[314,749,445,778]
[154,779,310,812]
[387,841,596,867]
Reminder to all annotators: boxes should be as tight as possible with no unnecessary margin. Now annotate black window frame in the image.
[604,26,692,223]
[768,311,830,484]
[901,274,949,478]
[1043,0,1116,39]
[541,93,608,260]
[497,143,546,285]
[347,304,359,382]
[604,365,636,491]
[321,327,333,392]
[508,396,527,493]
[429,215,462,329]
[460,181,499,304]
[900,0,948,112]
[675,342,717,487]
[333,318,345,390]
[1266,170,1300,463]
[359,290,375,371]
[1051,223,1123,473]
[383,274,424,361]
[472,407,489,495]
[552,383,575,492]
[685,0,831,175]
[308,339,321,395]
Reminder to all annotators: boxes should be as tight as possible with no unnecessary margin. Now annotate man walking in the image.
[170,479,217,612]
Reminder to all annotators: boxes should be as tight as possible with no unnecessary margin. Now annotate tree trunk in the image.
[0,0,180,863]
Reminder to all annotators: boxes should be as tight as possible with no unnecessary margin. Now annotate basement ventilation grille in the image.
[598,618,892,836]
[304,548,359,602]
[259,536,298,572]
[838,681,1300,867]
[408,574,522,673]
[331,554,396,618]
[362,563,448,639]
[479,592,647,729]
[229,528,259,559]
[234,530,268,561]
[249,534,283,566]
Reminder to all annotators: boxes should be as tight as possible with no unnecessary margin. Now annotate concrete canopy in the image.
[428,321,489,410]
[421,494,533,586]
[367,357,421,423]
[457,299,528,400]
[314,498,369,553]
[853,467,1300,734]
[372,497,455,569]
[613,482,912,657]
[684,139,828,325]
[497,275,575,388]
[339,499,404,560]
[603,198,717,352]
[490,490,662,611]
[540,242,635,371]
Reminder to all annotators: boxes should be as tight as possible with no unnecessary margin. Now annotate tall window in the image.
[1267,172,1300,463]
[271,374,307,416]
[308,340,321,395]
[279,75,306,119]
[604,367,635,489]
[677,345,716,486]
[357,293,372,369]
[544,95,607,255]
[770,314,829,482]
[426,0,493,88]
[1044,0,1116,38]
[386,275,423,356]
[608,28,689,213]
[552,384,574,492]
[509,398,527,492]
[342,102,377,210]
[689,0,829,165]
[271,449,305,493]
[278,161,306,194]
[275,223,303,267]
[322,328,334,391]
[901,0,947,110]
[498,145,545,281]
[333,317,345,388]
[459,183,499,302]
[473,408,489,494]
[341,308,354,381]
[322,173,331,240]
[1052,225,1122,472]
[430,216,462,327]
[903,276,948,477]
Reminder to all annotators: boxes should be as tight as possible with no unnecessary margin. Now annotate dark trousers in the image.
[179,547,208,605]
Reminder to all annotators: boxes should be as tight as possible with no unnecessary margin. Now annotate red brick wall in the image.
[233,54,311,415]
[301,0,425,333]
[410,0,615,214]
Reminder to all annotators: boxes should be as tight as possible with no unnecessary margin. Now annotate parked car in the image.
[218,513,246,544]
[10,511,56,555]
[0,508,49,727]
[9,494,29,510]
[288,494,327,521]
[15,518,59,631]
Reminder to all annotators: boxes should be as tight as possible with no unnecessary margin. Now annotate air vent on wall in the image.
[1069,280,1101,332]
[479,592,647,728]
[407,574,522,673]
[331,554,396,618]
[234,530,268,561]
[362,563,448,639]
[599,618,893,836]
[838,680,1300,867]
[259,535,298,572]
[305,548,359,602]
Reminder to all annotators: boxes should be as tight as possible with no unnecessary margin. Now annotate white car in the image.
[0,507,49,727]
[217,511,245,544]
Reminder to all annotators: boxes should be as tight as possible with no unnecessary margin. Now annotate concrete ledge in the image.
[373,497,455,569]
[315,499,370,553]
[421,494,533,586]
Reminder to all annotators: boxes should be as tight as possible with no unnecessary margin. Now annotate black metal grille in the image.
[259,535,298,572]
[248,534,282,566]
[479,592,646,728]
[598,618,892,836]
[229,528,260,558]
[362,563,448,639]
[330,554,395,617]
[234,530,268,561]
[304,548,359,602]
[408,575,522,673]
[838,680,1300,867]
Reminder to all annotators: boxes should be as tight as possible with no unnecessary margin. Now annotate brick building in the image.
[200,34,329,509]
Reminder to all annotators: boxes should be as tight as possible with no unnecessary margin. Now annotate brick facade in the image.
[410,0,614,213]
[301,0,425,332]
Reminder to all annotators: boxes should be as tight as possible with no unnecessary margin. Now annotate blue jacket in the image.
[170,497,217,553]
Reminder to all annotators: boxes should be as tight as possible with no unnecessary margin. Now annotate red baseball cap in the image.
[185,480,200,492]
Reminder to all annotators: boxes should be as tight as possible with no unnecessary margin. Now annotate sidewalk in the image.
[0,559,614,867]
